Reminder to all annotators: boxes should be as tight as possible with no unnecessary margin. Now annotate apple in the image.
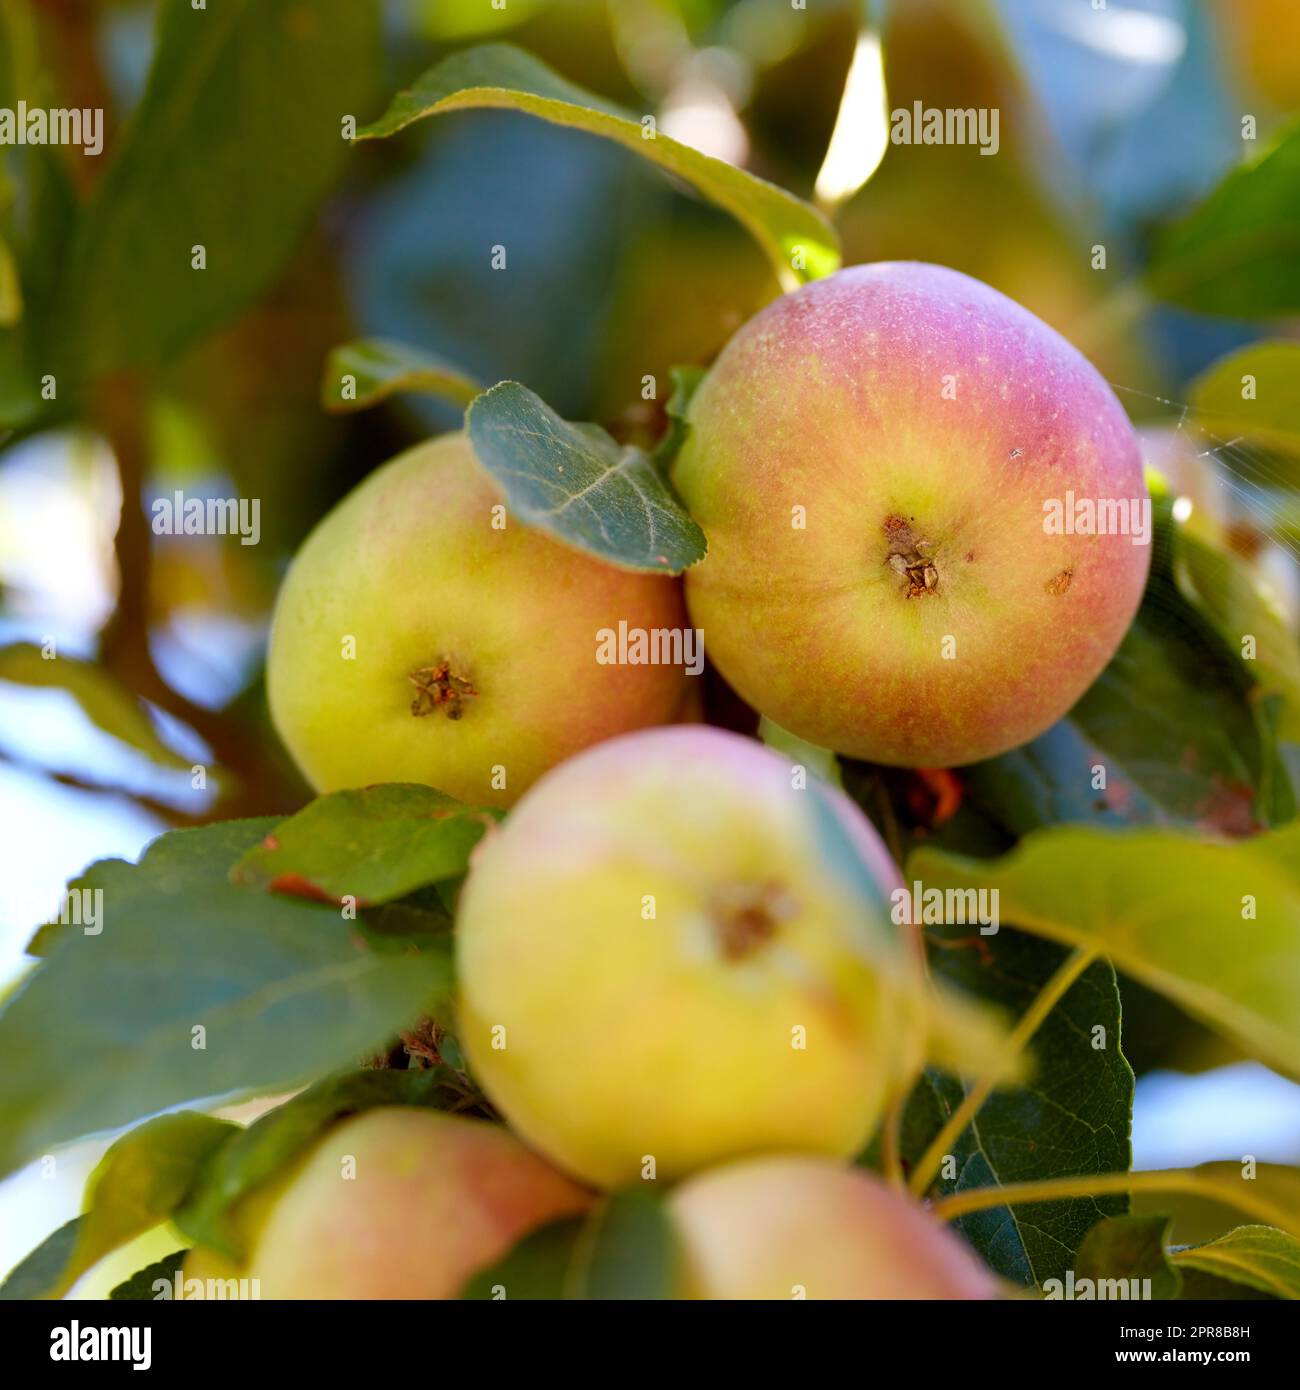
[267,431,687,806]
[672,261,1150,766]
[669,1155,1000,1299]
[455,725,932,1189]
[182,1107,591,1299]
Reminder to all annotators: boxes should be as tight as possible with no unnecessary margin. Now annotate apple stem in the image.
[908,945,1100,1197]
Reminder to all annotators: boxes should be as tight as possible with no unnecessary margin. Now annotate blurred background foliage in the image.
[2,0,1300,1268]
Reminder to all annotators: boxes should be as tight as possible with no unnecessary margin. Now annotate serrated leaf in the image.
[231,785,499,906]
[898,930,1133,1288]
[1172,1224,1300,1299]
[27,817,282,956]
[108,1250,188,1302]
[0,643,189,772]
[1147,118,1300,315]
[320,338,481,413]
[0,864,450,1177]
[59,0,380,377]
[0,1112,234,1299]
[176,1068,471,1260]
[1189,341,1300,459]
[357,43,839,290]
[467,380,707,573]
[460,1190,680,1300]
[911,821,1300,1078]
[1075,1213,1182,1299]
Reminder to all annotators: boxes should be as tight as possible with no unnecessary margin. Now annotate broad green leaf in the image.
[1132,1161,1300,1246]
[231,785,499,905]
[0,1112,234,1299]
[1173,1225,1300,1300]
[891,930,1133,1288]
[357,43,839,290]
[466,380,707,573]
[177,1068,472,1260]
[1075,1214,1182,1300]
[320,339,481,414]
[1189,341,1300,458]
[26,817,281,956]
[460,1190,680,1300]
[0,643,189,772]
[109,1250,188,1302]
[59,0,380,377]
[1147,119,1300,315]
[911,821,1300,1077]
[0,872,450,1178]
[1172,528,1300,742]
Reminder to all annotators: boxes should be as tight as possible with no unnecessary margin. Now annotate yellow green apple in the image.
[456,725,937,1189]
[267,431,687,806]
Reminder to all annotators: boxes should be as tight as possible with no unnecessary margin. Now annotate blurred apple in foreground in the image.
[670,1155,1000,1300]
[183,1108,590,1299]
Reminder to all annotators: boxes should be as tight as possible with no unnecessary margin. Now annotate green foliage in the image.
[1147,118,1300,314]
[466,380,707,572]
[358,43,839,290]
[1076,1214,1182,1300]
[1189,341,1300,461]
[0,1112,232,1299]
[460,1190,680,1299]
[0,643,190,772]
[890,931,1133,1288]
[911,820,1300,1077]
[320,339,482,414]
[230,785,499,905]
[59,0,380,379]
[0,821,450,1178]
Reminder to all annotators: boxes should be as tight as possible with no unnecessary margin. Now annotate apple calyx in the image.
[883,514,938,597]
[710,880,799,960]
[409,660,478,720]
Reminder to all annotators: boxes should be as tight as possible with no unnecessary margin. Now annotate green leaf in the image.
[1075,1214,1182,1300]
[0,1112,234,1299]
[0,643,189,772]
[569,1189,681,1300]
[895,930,1133,1288]
[26,817,282,956]
[0,1218,81,1301]
[1189,341,1300,458]
[358,43,839,290]
[910,821,1300,1077]
[1172,1224,1300,1300]
[1172,527,1300,743]
[0,233,21,327]
[176,1069,470,1260]
[459,1217,584,1300]
[460,1189,681,1300]
[59,0,380,377]
[466,380,707,573]
[109,1250,188,1302]
[0,853,450,1177]
[1147,119,1300,315]
[650,364,707,469]
[320,338,481,414]
[230,785,499,906]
